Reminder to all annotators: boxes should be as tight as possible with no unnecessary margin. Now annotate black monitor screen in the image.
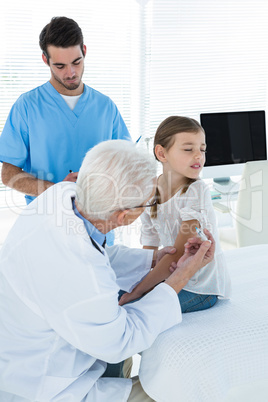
[200,111,267,166]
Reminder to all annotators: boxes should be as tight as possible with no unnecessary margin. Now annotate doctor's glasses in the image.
[110,200,157,213]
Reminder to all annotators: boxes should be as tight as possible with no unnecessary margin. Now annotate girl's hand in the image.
[118,287,144,306]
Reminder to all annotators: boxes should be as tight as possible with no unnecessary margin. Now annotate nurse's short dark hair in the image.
[39,17,84,63]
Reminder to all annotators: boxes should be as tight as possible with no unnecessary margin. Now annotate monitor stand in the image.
[213,177,240,194]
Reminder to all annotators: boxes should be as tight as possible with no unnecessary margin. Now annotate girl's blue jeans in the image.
[178,289,218,313]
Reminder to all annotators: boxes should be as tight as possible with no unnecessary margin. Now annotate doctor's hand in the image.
[63,171,78,182]
[166,230,215,294]
[119,246,177,306]
[184,229,215,266]
[152,246,177,268]
[169,229,214,274]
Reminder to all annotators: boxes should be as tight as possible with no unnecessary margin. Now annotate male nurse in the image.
[0,16,131,245]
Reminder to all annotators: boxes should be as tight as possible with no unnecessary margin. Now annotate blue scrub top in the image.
[0,82,131,204]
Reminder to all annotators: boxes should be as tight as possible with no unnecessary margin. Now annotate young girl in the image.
[119,116,231,312]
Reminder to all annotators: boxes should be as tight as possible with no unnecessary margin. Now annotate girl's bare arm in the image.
[119,219,199,305]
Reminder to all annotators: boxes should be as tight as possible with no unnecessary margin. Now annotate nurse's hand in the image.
[63,171,78,182]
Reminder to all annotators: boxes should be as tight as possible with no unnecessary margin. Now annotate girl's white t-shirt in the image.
[140,179,231,298]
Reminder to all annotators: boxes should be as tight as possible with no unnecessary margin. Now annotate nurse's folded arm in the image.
[1,162,78,197]
[63,171,78,182]
[1,162,54,197]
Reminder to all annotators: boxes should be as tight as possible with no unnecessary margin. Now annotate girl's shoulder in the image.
[183,178,209,194]
[182,179,212,204]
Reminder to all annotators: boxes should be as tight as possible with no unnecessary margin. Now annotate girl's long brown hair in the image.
[151,116,204,218]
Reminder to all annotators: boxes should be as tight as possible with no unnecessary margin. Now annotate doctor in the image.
[0,140,214,401]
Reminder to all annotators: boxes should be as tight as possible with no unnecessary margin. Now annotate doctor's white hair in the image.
[75,140,157,220]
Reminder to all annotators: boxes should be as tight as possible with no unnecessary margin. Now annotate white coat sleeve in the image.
[106,244,153,292]
[21,234,182,365]
[62,282,182,363]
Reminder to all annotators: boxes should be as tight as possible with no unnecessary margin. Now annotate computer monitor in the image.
[200,110,267,192]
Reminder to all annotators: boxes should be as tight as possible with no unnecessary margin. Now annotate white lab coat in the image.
[0,183,182,402]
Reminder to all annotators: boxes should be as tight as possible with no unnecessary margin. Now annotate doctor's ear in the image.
[155,144,167,162]
[116,210,129,226]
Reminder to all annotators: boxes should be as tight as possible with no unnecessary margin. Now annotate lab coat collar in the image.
[72,197,106,248]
